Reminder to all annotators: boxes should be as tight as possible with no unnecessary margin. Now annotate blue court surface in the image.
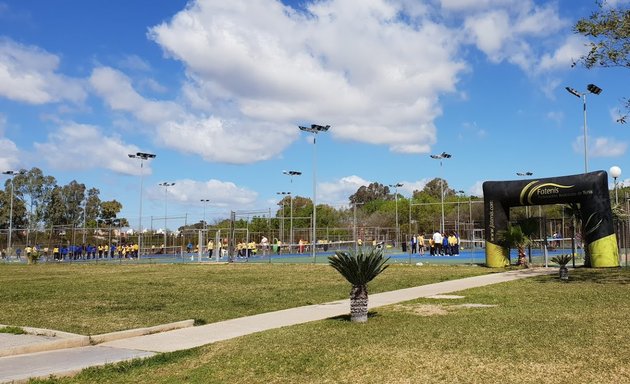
[2,246,601,267]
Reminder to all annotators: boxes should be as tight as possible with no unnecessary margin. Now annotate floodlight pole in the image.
[282,170,301,252]
[430,152,451,234]
[129,152,156,259]
[298,124,330,263]
[159,182,175,250]
[388,183,403,246]
[566,84,602,174]
[516,172,534,217]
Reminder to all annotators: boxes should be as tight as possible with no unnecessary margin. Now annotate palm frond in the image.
[328,247,390,286]
[551,254,573,266]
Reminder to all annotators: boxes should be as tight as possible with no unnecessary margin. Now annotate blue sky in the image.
[0,0,629,230]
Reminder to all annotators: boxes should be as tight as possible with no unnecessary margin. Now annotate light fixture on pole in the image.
[610,166,622,205]
[2,170,25,257]
[159,182,175,251]
[276,192,291,244]
[430,152,452,233]
[565,83,602,174]
[282,170,301,252]
[388,183,403,246]
[516,171,534,217]
[128,152,156,258]
[456,190,465,233]
[200,199,210,230]
[298,124,330,262]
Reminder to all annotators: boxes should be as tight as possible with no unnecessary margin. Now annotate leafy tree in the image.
[574,2,630,122]
[85,188,101,228]
[349,182,391,205]
[12,167,56,231]
[100,200,123,221]
[418,178,455,200]
[0,188,27,230]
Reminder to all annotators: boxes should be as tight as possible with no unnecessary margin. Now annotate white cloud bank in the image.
[0,38,86,104]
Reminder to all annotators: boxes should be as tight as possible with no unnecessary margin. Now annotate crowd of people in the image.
[3,243,142,261]
[409,231,461,256]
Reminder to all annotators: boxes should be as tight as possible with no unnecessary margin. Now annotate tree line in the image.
[0,167,126,233]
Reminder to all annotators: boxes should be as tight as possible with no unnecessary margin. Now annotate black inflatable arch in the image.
[483,171,618,268]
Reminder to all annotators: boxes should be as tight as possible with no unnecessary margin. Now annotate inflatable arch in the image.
[483,171,619,268]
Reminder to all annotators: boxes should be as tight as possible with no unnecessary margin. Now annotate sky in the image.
[0,0,629,230]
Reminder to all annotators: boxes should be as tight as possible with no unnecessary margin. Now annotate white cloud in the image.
[604,0,630,7]
[90,67,183,125]
[460,2,568,73]
[537,35,589,72]
[148,178,258,207]
[157,118,296,164]
[119,54,152,72]
[546,110,564,124]
[318,175,371,205]
[0,114,20,170]
[470,181,484,197]
[0,38,86,104]
[573,135,628,158]
[34,122,147,175]
[148,0,466,155]
[91,66,297,164]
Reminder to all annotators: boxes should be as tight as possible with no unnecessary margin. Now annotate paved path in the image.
[0,268,554,383]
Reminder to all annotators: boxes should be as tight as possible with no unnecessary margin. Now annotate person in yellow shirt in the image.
[207,240,214,258]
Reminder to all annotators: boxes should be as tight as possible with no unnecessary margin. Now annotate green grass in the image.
[27,268,630,384]
[0,263,490,335]
[0,325,26,334]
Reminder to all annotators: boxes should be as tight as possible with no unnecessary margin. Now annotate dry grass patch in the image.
[391,302,497,316]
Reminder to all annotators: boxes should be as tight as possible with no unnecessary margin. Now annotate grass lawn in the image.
[28,267,630,384]
[0,262,490,335]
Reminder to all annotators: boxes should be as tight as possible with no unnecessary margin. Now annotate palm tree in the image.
[328,247,390,323]
[498,224,531,266]
[518,218,539,265]
[564,203,587,267]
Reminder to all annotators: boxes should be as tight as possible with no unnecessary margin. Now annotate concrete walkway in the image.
[0,268,554,383]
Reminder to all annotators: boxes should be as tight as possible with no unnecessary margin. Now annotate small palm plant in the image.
[498,224,531,266]
[328,247,390,323]
[551,254,573,281]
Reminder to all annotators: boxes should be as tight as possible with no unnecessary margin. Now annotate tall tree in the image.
[12,167,56,230]
[100,200,123,221]
[84,188,101,227]
[349,182,391,205]
[418,178,455,200]
[574,2,630,122]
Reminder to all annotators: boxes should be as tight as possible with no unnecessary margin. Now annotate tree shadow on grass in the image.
[329,311,379,322]
[532,267,630,285]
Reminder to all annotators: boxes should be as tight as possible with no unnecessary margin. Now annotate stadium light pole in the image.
[610,166,621,205]
[565,83,602,174]
[159,182,175,250]
[516,172,534,217]
[282,170,301,252]
[2,170,25,257]
[430,152,451,233]
[456,190,465,233]
[388,183,403,246]
[200,199,210,230]
[128,152,156,258]
[277,192,291,245]
[298,124,330,262]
